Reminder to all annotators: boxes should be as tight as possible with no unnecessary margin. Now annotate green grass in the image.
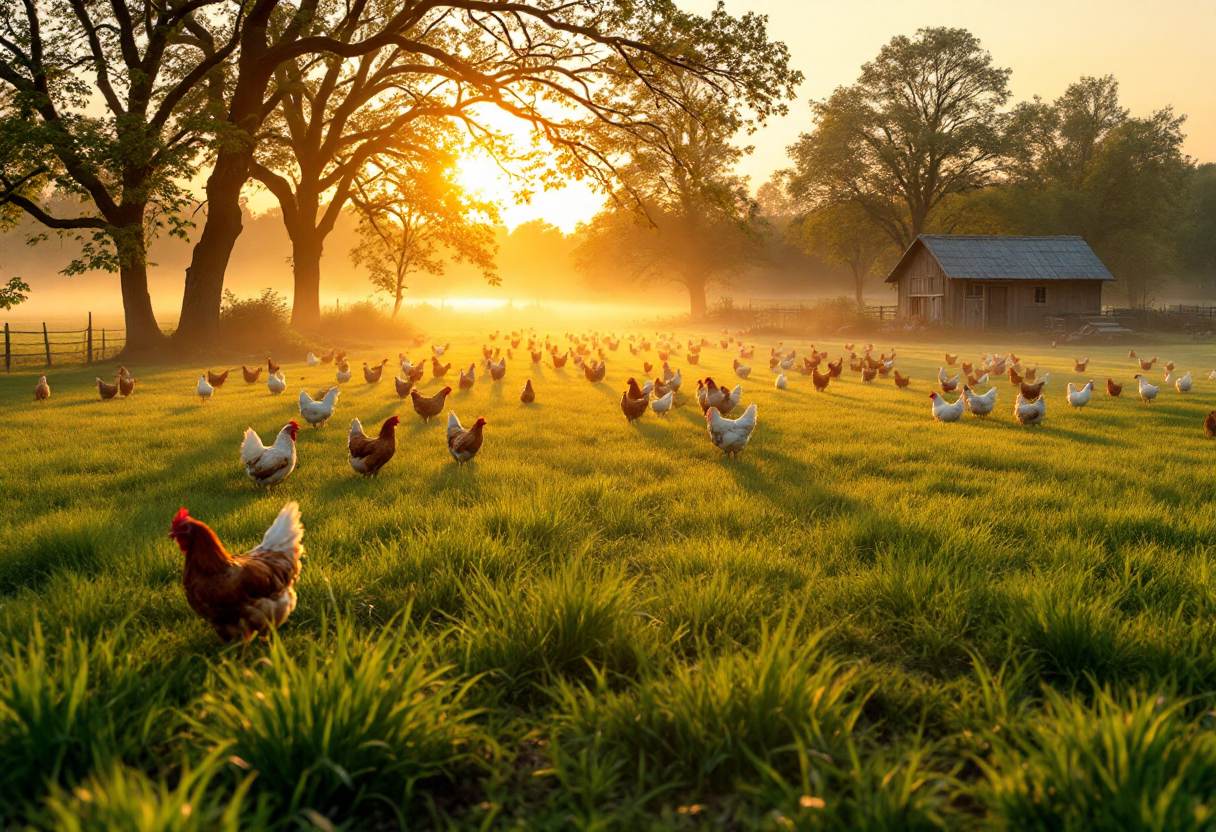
[2,331,1216,829]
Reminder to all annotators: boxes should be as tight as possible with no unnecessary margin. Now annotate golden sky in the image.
[475,0,1215,232]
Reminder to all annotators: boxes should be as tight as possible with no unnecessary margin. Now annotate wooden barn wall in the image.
[894,245,945,320]
[1008,281,1103,327]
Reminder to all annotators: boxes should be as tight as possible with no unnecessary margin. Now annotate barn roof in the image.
[884,235,1116,283]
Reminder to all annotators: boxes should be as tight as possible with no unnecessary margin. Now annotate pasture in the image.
[2,331,1216,830]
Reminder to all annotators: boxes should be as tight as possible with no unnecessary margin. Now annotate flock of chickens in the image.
[24,331,1216,645]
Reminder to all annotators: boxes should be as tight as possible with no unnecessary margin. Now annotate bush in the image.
[218,288,299,354]
[317,300,412,344]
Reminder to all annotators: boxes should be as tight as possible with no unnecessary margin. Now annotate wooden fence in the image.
[740,303,899,332]
[3,313,125,371]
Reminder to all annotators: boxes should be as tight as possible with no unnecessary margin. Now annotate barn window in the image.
[1033,286,1047,304]
[966,283,984,298]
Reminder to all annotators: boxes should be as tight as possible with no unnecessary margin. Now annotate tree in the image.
[1178,164,1216,294]
[173,0,799,348]
[572,78,778,320]
[0,0,232,351]
[789,203,896,308]
[349,137,499,317]
[785,27,1011,250]
[0,276,28,309]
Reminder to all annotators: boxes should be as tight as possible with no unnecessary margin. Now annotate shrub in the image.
[218,288,298,353]
[317,299,412,344]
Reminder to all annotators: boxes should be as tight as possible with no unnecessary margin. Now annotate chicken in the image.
[431,357,451,378]
[775,373,787,390]
[459,363,477,390]
[706,403,757,456]
[171,502,304,644]
[621,382,649,421]
[937,367,949,384]
[195,374,213,403]
[626,376,648,401]
[962,385,997,418]
[363,359,388,384]
[1138,357,1157,372]
[1205,411,1216,439]
[940,372,960,393]
[1008,368,1023,385]
[1066,381,1094,409]
[520,379,536,404]
[812,367,831,391]
[697,379,742,415]
[298,387,340,427]
[118,374,136,397]
[862,366,878,383]
[1023,367,1038,382]
[268,370,287,395]
[321,349,335,364]
[242,365,262,384]
[1175,372,1192,393]
[1014,393,1046,426]
[1019,381,1046,402]
[1074,358,1090,373]
[666,369,683,392]
[395,376,415,399]
[447,412,487,463]
[240,421,299,487]
[335,363,352,384]
[1133,374,1159,403]
[1209,371,1216,381]
[267,359,281,375]
[34,375,49,401]
[207,369,229,388]
[928,392,965,423]
[488,357,507,381]
[432,343,448,356]
[945,353,958,366]
[1165,360,1176,373]
[348,416,399,477]
[651,389,673,415]
[306,352,320,367]
[411,386,452,422]
[552,350,569,369]
[1106,378,1122,397]
[893,370,911,389]
[734,359,751,379]
[401,355,416,375]
[583,360,606,383]
[827,358,843,379]
[687,353,701,366]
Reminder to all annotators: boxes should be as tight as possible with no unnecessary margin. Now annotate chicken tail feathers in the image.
[240,428,266,466]
[256,502,304,559]
[447,410,463,439]
[349,417,365,440]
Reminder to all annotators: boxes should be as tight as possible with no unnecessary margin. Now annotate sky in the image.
[462,0,1216,232]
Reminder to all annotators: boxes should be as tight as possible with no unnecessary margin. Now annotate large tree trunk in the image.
[174,153,249,348]
[112,224,165,352]
[687,279,708,320]
[852,265,866,309]
[290,232,324,329]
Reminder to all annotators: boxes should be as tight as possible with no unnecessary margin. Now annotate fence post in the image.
[87,312,93,364]
[3,323,8,373]
[42,322,51,367]
[101,328,106,359]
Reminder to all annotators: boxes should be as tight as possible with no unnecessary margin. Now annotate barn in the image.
[884,235,1115,329]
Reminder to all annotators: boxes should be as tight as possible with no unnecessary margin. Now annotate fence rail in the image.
[3,313,125,371]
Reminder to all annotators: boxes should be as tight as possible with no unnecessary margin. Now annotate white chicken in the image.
[1176,372,1192,393]
[1208,370,1216,381]
[240,421,299,486]
[666,368,683,392]
[662,362,676,382]
[937,367,949,384]
[196,374,213,403]
[1066,381,1094,409]
[734,361,751,379]
[305,351,320,367]
[1039,373,1051,386]
[641,380,654,397]
[1014,393,1046,426]
[298,387,340,427]
[775,373,787,390]
[928,392,965,423]
[777,356,794,372]
[651,389,674,415]
[267,370,286,395]
[400,357,415,375]
[961,385,998,418]
[432,344,446,357]
[1133,374,1159,403]
[706,403,757,456]
[335,365,352,384]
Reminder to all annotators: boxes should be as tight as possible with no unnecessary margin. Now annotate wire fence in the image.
[3,313,126,371]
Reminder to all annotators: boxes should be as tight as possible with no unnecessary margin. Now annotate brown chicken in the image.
[459,363,477,390]
[1129,349,1138,359]
[1106,378,1123,397]
[267,359,281,375]
[395,376,415,398]
[118,375,136,397]
[961,362,973,374]
[893,370,911,388]
[447,413,487,463]
[364,359,388,384]
[643,361,653,375]
[1024,367,1038,382]
[552,350,570,368]
[531,350,543,363]
[171,502,304,644]
[207,369,230,387]
[1074,358,1089,372]
[1205,411,1216,439]
[862,366,878,383]
[1138,357,1157,371]
[621,382,649,421]
[320,349,335,364]
[411,386,452,422]
[408,364,426,383]
[348,415,399,476]
[1008,369,1023,385]
[1020,381,1046,401]
[335,350,347,364]
[490,360,507,381]
[584,361,606,383]
[34,375,49,401]
[431,357,452,378]
[96,378,119,399]
[687,353,700,365]
[242,365,262,383]
[521,379,536,403]
[945,353,958,366]
[812,367,831,391]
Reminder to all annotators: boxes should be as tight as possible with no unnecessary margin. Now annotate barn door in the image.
[987,286,1008,328]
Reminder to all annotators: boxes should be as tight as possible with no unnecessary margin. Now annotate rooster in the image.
[395,376,415,399]
[520,379,536,404]
[1133,374,1159,403]
[240,421,299,487]
[962,385,997,418]
[1106,378,1123,397]
[447,412,487,463]
[207,369,229,388]
[411,386,452,422]
[348,416,399,477]
[929,392,965,423]
[1014,394,1046,426]
[1067,381,1094,409]
[195,374,213,403]
[171,502,304,644]
[431,357,452,378]
[268,371,287,395]
[242,365,262,384]
[706,403,757,457]
[298,387,340,427]
[364,360,388,384]
[459,363,477,390]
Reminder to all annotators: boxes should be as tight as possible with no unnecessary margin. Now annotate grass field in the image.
[3,329,1216,830]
